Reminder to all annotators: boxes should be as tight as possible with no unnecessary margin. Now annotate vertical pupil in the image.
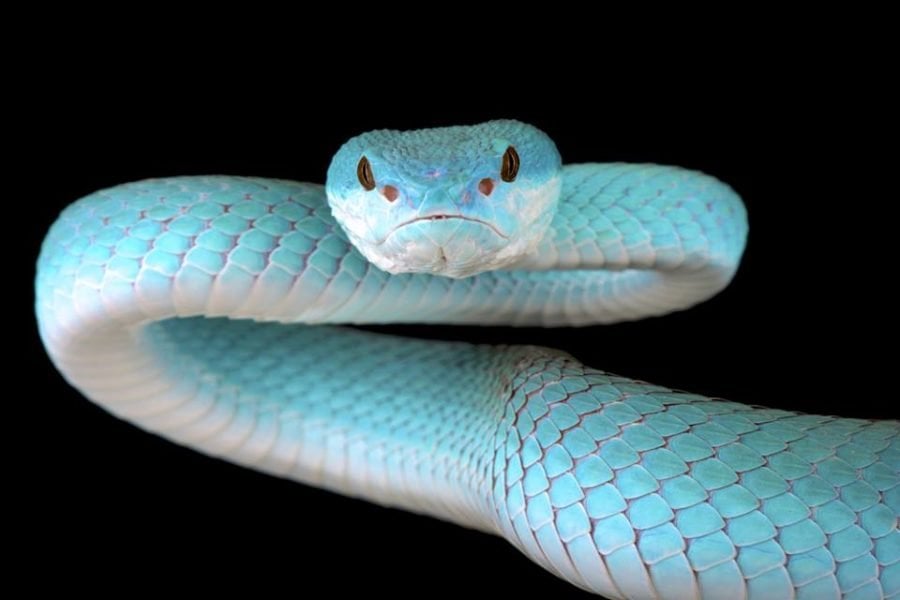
[502,146,519,182]
[358,156,375,190]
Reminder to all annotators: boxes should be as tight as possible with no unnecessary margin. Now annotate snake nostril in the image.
[382,185,399,202]
[478,178,494,196]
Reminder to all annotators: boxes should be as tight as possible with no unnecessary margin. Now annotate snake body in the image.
[36,122,898,598]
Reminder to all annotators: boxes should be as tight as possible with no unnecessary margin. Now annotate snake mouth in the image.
[382,215,507,243]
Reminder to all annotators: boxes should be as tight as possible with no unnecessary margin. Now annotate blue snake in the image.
[36,121,898,598]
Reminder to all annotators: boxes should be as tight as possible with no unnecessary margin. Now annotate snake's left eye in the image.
[357,156,376,191]
[501,146,520,183]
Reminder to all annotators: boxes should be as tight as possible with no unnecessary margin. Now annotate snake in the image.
[36,121,898,599]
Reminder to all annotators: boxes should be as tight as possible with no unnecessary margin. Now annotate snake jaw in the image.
[383,215,508,244]
[331,173,562,278]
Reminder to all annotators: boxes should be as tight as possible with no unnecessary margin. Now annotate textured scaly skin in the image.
[36,165,899,599]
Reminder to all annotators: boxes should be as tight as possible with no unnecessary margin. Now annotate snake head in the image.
[326,120,562,278]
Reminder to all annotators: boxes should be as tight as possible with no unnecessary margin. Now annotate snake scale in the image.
[36,121,898,599]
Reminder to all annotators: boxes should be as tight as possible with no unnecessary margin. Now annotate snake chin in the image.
[371,218,521,278]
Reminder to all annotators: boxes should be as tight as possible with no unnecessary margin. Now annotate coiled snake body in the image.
[36,122,898,598]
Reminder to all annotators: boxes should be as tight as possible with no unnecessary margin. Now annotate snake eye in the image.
[357,156,376,191]
[501,146,520,183]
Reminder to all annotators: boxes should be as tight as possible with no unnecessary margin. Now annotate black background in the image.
[22,57,893,598]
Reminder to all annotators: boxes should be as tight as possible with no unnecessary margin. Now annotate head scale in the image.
[325,120,562,278]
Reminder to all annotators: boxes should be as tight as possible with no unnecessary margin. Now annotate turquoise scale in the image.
[497,360,899,598]
[37,154,898,598]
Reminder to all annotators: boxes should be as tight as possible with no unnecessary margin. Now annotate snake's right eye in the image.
[357,156,376,191]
